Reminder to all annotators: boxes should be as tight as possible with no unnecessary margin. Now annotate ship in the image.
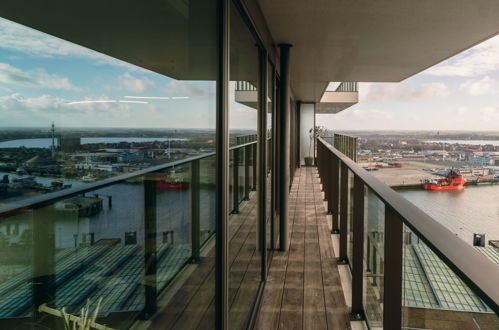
[421,170,466,191]
[81,174,97,182]
[155,170,189,189]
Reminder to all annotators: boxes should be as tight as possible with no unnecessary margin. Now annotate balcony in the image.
[316,82,359,114]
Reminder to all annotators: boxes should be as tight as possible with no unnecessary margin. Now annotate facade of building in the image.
[0,1,498,329]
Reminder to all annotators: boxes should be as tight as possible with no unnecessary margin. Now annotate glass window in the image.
[228,4,261,329]
[0,1,218,328]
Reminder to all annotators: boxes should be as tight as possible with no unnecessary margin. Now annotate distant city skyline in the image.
[1,18,498,132]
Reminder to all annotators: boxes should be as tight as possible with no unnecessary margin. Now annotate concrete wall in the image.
[299,103,315,165]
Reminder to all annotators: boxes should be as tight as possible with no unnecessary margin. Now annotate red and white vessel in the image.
[421,170,466,191]
[154,170,189,189]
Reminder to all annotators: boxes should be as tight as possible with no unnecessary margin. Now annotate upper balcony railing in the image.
[335,82,358,92]
[235,81,257,92]
[0,140,257,329]
[316,137,499,329]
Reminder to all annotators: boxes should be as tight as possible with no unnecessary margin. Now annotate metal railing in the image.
[335,82,358,92]
[0,140,257,328]
[321,134,358,162]
[333,133,357,162]
[316,137,499,328]
[235,81,257,91]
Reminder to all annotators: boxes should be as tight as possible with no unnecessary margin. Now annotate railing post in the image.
[233,149,239,213]
[351,175,365,319]
[244,145,250,200]
[338,161,348,263]
[252,142,257,191]
[353,137,357,162]
[331,152,340,233]
[191,160,201,263]
[32,207,55,325]
[383,206,403,329]
[324,145,333,213]
[144,177,158,318]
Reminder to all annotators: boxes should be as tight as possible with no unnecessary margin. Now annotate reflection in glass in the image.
[402,225,499,329]
[228,4,261,329]
[347,169,354,266]
[0,0,218,326]
[363,188,385,328]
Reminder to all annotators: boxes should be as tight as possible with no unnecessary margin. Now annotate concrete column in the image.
[278,43,292,251]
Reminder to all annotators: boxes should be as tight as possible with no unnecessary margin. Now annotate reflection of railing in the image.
[316,137,498,328]
[333,133,357,162]
[236,134,257,144]
[0,140,257,327]
[235,81,257,91]
[335,81,358,92]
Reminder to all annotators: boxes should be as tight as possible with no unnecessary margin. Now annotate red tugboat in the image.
[421,170,466,191]
[155,171,189,189]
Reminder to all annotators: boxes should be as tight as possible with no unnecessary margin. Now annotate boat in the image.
[81,174,97,182]
[155,170,189,189]
[421,170,466,191]
[12,176,38,189]
[155,180,189,189]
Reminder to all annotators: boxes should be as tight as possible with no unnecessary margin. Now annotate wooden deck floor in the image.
[143,167,350,330]
[144,191,261,330]
[255,167,351,330]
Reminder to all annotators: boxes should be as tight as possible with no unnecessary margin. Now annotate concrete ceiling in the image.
[258,0,499,102]
[2,1,499,104]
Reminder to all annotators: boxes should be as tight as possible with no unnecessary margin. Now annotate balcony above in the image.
[234,81,258,109]
[316,82,359,114]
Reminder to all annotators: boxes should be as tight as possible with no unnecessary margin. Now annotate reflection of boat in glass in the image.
[81,174,97,182]
[54,196,103,217]
[155,170,189,189]
[421,170,466,191]
[12,176,38,189]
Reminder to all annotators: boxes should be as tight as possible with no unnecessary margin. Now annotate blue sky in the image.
[0,18,257,130]
[318,35,499,131]
[1,17,498,131]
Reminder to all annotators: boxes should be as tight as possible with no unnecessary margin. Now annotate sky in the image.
[1,17,498,131]
[0,18,257,130]
[317,35,499,131]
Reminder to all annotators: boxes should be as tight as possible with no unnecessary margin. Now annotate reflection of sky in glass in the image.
[0,18,256,129]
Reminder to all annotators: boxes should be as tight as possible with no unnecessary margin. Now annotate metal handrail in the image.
[0,141,257,218]
[318,136,499,314]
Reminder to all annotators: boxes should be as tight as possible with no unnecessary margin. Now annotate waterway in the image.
[0,137,187,148]
[426,139,499,146]
[399,185,499,246]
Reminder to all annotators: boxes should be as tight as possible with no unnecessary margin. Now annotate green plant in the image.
[308,125,328,161]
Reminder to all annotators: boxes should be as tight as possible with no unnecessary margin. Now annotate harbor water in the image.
[399,185,499,246]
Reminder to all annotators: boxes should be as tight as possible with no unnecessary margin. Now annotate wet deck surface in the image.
[255,167,351,330]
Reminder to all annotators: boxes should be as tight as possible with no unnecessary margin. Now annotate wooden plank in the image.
[304,168,327,330]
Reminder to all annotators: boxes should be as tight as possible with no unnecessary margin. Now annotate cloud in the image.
[479,106,499,122]
[0,62,79,90]
[333,108,393,123]
[459,76,499,95]
[361,82,450,102]
[115,72,155,92]
[0,93,135,122]
[425,35,499,77]
[0,18,149,72]
[166,80,212,98]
